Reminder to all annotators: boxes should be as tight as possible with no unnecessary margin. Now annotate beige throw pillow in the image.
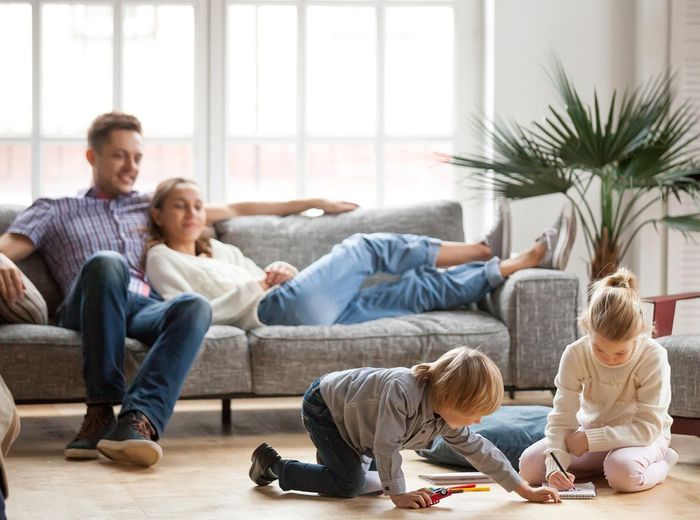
[0,374,20,499]
[0,273,49,325]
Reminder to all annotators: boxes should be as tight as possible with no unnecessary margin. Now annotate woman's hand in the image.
[515,482,561,503]
[263,261,297,288]
[390,488,434,509]
[547,470,576,491]
[565,431,589,457]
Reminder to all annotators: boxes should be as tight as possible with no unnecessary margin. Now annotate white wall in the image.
[465,0,670,299]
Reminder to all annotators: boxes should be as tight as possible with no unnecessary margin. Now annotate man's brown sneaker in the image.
[64,404,116,460]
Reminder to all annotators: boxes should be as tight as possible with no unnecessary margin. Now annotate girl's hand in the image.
[390,488,434,509]
[547,470,576,491]
[565,431,589,456]
[515,482,560,503]
[263,261,297,288]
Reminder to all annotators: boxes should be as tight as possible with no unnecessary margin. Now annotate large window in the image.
[0,1,198,204]
[0,0,460,206]
[226,1,456,206]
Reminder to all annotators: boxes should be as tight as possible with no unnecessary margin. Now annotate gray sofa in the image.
[0,200,580,423]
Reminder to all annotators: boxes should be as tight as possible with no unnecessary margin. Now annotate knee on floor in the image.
[333,475,366,499]
[603,453,644,492]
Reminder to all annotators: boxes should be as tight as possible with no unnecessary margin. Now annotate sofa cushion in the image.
[215,200,465,271]
[248,310,511,395]
[0,324,252,401]
[657,334,700,418]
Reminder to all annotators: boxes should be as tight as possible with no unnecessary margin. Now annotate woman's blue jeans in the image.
[258,233,504,326]
[276,379,368,498]
[58,251,212,437]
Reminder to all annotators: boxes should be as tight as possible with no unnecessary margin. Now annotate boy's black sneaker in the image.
[97,410,162,467]
[249,442,281,486]
[64,404,116,460]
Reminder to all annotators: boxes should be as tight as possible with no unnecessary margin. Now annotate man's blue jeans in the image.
[58,251,212,437]
[258,233,504,326]
[276,379,368,497]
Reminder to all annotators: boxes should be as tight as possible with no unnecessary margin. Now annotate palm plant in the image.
[447,61,700,281]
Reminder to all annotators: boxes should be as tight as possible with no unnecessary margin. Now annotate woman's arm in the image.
[205,198,358,223]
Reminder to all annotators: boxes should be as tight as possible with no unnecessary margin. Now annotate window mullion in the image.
[209,0,226,202]
[194,0,209,192]
[114,0,123,110]
[376,2,385,206]
[296,2,307,198]
[31,0,41,199]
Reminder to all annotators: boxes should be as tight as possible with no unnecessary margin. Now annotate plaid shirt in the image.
[8,188,151,297]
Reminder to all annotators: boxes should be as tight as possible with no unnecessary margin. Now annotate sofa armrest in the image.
[642,292,700,338]
[481,268,580,389]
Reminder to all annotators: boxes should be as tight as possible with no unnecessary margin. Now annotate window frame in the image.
[0,0,474,206]
[217,0,462,205]
[0,0,207,202]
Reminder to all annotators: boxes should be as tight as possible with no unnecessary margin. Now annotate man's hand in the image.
[0,253,25,303]
[515,482,561,503]
[314,199,359,215]
[547,470,576,491]
[390,489,434,509]
[263,261,297,289]
[565,430,589,457]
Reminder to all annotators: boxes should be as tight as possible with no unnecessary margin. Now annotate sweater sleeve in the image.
[584,348,671,451]
[442,429,522,492]
[145,247,197,299]
[146,245,264,328]
[544,345,583,477]
[372,379,410,496]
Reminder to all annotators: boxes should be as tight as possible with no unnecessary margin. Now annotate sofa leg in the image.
[509,389,516,399]
[222,398,232,425]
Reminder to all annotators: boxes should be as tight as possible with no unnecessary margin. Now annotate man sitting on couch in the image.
[0,112,357,467]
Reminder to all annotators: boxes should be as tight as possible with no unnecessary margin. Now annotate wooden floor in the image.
[4,392,700,519]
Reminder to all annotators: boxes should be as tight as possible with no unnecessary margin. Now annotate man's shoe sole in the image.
[97,439,163,467]
[64,447,100,460]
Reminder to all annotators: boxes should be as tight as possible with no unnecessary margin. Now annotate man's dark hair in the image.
[87,112,142,152]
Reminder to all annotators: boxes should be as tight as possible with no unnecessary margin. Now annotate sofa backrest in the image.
[0,205,64,316]
[215,200,465,270]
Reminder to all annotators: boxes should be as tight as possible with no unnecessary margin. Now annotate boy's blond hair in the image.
[411,346,503,416]
[579,267,651,341]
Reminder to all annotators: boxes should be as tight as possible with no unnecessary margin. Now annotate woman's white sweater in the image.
[544,334,672,477]
[146,240,269,330]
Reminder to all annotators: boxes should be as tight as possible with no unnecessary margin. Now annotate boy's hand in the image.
[547,470,576,491]
[565,431,589,456]
[390,489,434,509]
[515,482,560,503]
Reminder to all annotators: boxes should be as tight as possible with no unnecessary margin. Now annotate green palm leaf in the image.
[447,58,700,279]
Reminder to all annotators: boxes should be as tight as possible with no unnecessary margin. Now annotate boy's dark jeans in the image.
[277,379,368,498]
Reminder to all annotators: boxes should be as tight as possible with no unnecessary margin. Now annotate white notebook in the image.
[419,471,494,485]
[543,481,596,499]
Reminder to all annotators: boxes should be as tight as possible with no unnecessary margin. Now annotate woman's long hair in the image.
[142,177,212,268]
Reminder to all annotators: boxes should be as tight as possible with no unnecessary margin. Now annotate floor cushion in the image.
[416,405,551,470]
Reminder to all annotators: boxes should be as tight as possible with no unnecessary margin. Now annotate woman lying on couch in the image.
[144,178,574,330]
